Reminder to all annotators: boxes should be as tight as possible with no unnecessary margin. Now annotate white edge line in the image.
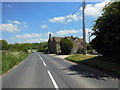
[42,61,47,67]
[47,70,59,90]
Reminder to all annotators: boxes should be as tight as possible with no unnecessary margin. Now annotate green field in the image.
[1,50,29,75]
[65,54,120,74]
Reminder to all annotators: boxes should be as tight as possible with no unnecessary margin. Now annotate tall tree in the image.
[91,1,120,61]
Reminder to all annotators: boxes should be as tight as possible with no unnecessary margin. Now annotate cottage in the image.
[48,34,83,54]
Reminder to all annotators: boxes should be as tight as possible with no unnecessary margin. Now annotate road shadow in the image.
[66,57,120,80]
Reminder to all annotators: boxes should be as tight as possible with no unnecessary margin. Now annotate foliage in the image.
[0,40,8,50]
[86,43,92,50]
[32,42,47,49]
[86,43,93,54]
[60,38,73,55]
[2,51,29,74]
[91,1,120,61]
[0,39,47,53]
[8,43,32,52]
[36,42,48,53]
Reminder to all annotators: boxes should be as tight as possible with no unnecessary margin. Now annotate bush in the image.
[0,40,8,50]
[60,38,73,55]
[91,1,120,61]
[37,48,46,52]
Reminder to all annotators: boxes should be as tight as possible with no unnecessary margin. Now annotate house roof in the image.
[49,36,83,42]
[49,37,63,42]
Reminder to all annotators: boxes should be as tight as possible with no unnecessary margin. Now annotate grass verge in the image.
[1,50,30,75]
[65,54,120,74]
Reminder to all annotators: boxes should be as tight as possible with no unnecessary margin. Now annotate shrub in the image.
[60,38,73,55]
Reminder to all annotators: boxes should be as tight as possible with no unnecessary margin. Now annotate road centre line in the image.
[37,53,43,60]
[37,52,59,89]
[47,70,59,90]
[42,61,47,67]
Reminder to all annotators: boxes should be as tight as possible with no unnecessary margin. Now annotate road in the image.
[2,52,118,89]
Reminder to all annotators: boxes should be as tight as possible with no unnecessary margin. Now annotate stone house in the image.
[48,34,83,54]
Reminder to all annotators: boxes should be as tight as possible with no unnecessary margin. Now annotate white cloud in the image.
[49,16,65,23]
[13,21,22,25]
[55,29,80,36]
[81,1,109,17]
[7,20,22,25]
[6,20,28,30]
[49,13,82,23]
[16,34,43,38]
[40,25,48,29]
[29,39,48,42]
[0,23,19,33]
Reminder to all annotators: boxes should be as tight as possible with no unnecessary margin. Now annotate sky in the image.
[1,0,112,43]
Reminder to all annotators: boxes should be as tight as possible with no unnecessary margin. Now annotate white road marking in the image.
[42,61,47,67]
[37,52,59,89]
[37,53,43,60]
[47,70,59,90]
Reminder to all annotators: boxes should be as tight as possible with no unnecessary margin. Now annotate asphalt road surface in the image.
[2,52,119,89]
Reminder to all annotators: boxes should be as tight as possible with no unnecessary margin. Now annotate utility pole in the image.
[82,0,86,55]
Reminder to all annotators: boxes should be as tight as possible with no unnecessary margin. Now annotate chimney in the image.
[49,33,52,38]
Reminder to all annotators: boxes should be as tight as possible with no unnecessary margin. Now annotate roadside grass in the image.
[65,54,120,74]
[1,50,29,75]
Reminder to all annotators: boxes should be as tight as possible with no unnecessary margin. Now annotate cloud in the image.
[0,23,19,33]
[49,13,82,23]
[7,20,22,25]
[16,33,44,38]
[29,39,48,42]
[55,29,80,36]
[81,1,109,17]
[40,25,48,29]
[49,17,65,23]
[6,20,28,30]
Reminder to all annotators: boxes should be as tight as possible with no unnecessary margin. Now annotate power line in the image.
[55,3,83,31]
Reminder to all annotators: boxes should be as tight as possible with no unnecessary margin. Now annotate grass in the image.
[65,54,96,62]
[65,54,120,74]
[1,50,29,75]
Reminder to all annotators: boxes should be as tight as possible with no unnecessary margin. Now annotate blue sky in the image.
[1,1,110,43]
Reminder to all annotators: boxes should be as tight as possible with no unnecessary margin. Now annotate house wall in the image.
[55,42,61,54]
[74,39,83,53]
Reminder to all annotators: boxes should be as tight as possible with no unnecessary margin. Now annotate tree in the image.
[60,38,73,55]
[0,40,8,50]
[91,1,120,61]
